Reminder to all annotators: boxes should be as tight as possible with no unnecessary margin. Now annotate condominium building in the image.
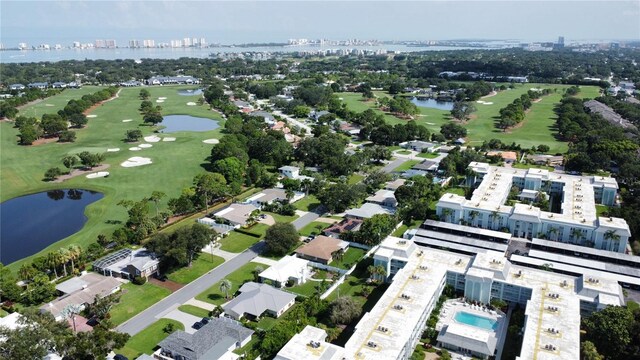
[436,163,630,252]
[277,232,626,360]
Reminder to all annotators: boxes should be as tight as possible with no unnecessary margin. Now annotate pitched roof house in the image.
[222,282,296,320]
[295,236,349,265]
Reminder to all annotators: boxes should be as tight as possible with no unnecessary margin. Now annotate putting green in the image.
[1,85,224,270]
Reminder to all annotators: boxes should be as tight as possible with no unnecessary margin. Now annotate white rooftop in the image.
[259,255,309,284]
[275,325,345,360]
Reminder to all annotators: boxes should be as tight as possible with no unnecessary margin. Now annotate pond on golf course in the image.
[410,97,455,111]
[177,89,203,96]
[159,114,220,133]
[0,189,104,264]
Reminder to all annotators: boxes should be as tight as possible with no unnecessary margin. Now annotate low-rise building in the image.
[295,235,349,265]
[222,282,296,320]
[259,255,310,288]
[213,203,259,227]
[365,189,398,208]
[486,151,518,164]
[245,188,304,206]
[323,218,363,238]
[41,274,121,321]
[156,317,253,360]
[275,325,345,360]
[345,202,396,220]
[92,248,160,279]
[401,140,439,153]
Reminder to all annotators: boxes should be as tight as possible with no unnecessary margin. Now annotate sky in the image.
[1,1,639,46]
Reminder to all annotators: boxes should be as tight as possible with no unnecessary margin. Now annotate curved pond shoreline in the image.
[0,189,104,264]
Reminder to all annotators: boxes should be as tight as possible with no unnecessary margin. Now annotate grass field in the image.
[338,84,601,155]
[298,221,332,237]
[166,255,225,284]
[18,86,105,119]
[110,282,171,325]
[195,262,258,305]
[393,159,421,172]
[2,85,225,270]
[219,231,261,253]
[177,304,211,318]
[117,319,184,359]
[332,247,366,269]
[294,194,320,211]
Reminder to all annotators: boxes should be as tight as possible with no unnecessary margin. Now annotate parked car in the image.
[192,321,203,330]
[201,317,211,325]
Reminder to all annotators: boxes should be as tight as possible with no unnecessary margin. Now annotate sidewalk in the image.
[202,245,238,261]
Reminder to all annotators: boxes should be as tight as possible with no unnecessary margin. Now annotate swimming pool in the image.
[454,311,498,330]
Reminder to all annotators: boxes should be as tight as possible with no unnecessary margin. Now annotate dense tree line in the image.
[496,89,550,130]
[0,88,62,119]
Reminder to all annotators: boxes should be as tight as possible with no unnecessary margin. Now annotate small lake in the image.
[0,189,103,264]
[159,114,220,133]
[410,97,455,111]
[177,89,203,96]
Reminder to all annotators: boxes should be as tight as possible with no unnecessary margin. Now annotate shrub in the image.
[132,276,147,285]
[44,167,63,181]
[58,130,77,143]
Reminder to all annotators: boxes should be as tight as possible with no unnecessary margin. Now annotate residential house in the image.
[279,166,300,179]
[454,138,466,145]
[156,317,253,360]
[51,82,67,89]
[249,110,276,125]
[120,80,142,87]
[92,248,160,279]
[401,140,438,153]
[323,218,363,238]
[233,100,252,112]
[384,178,406,191]
[309,110,330,121]
[213,203,260,227]
[526,154,564,167]
[222,282,296,320]
[28,82,48,89]
[196,217,236,238]
[345,203,396,220]
[338,121,361,137]
[245,188,304,207]
[259,255,310,288]
[9,84,26,91]
[41,274,121,320]
[365,189,398,208]
[401,169,430,178]
[295,235,349,265]
[412,160,439,173]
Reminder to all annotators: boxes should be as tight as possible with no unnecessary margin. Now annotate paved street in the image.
[291,206,325,230]
[116,243,263,336]
[382,158,407,173]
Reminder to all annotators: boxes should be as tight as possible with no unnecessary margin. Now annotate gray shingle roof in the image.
[158,317,253,360]
[222,282,296,319]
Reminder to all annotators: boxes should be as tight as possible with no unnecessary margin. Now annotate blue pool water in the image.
[454,311,498,330]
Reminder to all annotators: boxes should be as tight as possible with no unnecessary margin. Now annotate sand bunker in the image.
[107,148,120,152]
[476,100,493,105]
[202,138,220,144]
[122,119,133,123]
[156,100,165,103]
[121,157,152,167]
[187,102,197,106]
[483,102,493,105]
[86,171,109,179]
[129,147,142,151]
[139,144,153,148]
[162,137,176,142]
[45,104,55,107]
[425,122,435,125]
[144,135,161,143]
[158,97,167,100]
[87,115,97,118]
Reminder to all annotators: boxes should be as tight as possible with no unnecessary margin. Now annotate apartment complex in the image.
[436,163,630,252]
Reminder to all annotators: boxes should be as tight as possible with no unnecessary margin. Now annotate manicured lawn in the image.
[195,262,259,305]
[294,194,321,211]
[298,221,332,237]
[348,173,365,185]
[178,304,211,318]
[288,279,328,297]
[19,86,105,119]
[332,247,366,270]
[393,159,421,172]
[166,255,225,284]
[2,85,225,270]
[595,205,610,217]
[444,187,466,196]
[396,150,412,155]
[247,223,270,237]
[219,231,261,253]
[512,162,554,171]
[0,309,8,317]
[117,319,184,359]
[417,152,439,159]
[110,282,171,326]
[255,316,278,330]
[393,220,421,237]
[264,211,299,223]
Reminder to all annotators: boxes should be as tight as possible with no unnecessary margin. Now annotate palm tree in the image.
[58,248,70,277]
[441,208,453,222]
[468,210,480,227]
[18,264,36,282]
[67,245,82,273]
[149,191,166,218]
[375,265,387,282]
[603,230,621,251]
[490,211,500,230]
[285,188,295,202]
[219,279,232,299]
[61,304,83,332]
[569,228,584,245]
[46,251,61,278]
[547,227,559,241]
[367,265,377,281]
[252,266,265,282]
[333,249,345,263]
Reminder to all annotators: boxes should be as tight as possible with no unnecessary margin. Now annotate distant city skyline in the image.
[1,1,639,46]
